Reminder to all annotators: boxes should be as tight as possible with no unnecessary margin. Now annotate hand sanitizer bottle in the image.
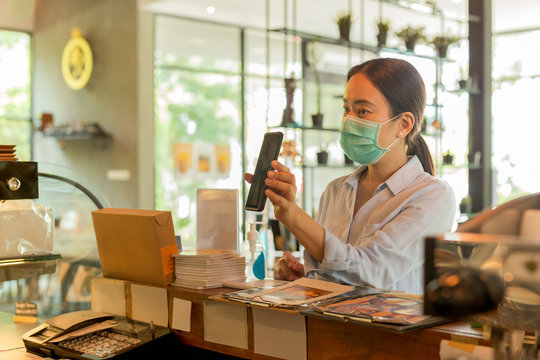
[243,223,266,280]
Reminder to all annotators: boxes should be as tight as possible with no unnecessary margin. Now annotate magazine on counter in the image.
[222,277,358,308]
[220,278,447,332]
[313,293,431,325]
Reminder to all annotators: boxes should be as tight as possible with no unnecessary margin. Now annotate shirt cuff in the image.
[321,228,352,271]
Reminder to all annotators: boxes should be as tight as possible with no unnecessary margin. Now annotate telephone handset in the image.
[23,310,114,344]
[48,310,113,334]
[22,310,171,359]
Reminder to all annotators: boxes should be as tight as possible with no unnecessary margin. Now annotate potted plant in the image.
[376,20,390,48]
[457,65,469,89]
[335,10,353,42]
[281,76,299,127]
[442,150,455,165]
[395,25,425,52]
[316,144,329,165]
[310,43,323,128]
[429,34,461,58]
[459,195,472,215]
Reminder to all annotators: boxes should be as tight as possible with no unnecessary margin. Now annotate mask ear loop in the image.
[380,112,404,126]
[381,113,406,149]
[383,137,399,150]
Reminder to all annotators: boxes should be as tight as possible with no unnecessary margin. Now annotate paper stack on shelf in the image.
[172,249,246,289]
[0,145,18,161]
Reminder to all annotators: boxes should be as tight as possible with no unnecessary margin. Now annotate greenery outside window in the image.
[0,30,31,160]
[154,17,242,249]
[492,30,540,203]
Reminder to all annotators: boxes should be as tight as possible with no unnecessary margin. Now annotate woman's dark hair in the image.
[347,58,435,175]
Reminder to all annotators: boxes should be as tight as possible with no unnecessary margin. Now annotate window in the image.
[0,30,32,159]
[154,16,242,249]
[492,30,540,203]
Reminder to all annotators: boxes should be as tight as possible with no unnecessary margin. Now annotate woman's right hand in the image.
[274,251,305,281]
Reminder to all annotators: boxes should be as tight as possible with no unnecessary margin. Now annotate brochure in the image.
[222,277,355,308]
[314,293,431,325]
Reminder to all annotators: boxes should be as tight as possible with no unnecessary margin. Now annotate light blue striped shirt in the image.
[304,156,456,294]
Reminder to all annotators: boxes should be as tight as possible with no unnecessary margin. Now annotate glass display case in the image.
[0,162,110,318]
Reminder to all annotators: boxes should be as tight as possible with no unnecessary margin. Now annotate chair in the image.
[457,192,540,237]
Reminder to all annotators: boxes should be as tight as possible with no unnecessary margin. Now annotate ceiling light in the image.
[206,6,215,14]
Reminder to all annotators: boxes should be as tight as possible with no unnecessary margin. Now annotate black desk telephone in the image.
[22,310,171,359]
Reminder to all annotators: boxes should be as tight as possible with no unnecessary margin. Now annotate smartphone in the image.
[245,131,284,212]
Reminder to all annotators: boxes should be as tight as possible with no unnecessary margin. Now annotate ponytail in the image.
[406,133,435,176]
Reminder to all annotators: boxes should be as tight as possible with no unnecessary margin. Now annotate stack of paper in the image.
[172,249,246,289]
[0,145,18,161]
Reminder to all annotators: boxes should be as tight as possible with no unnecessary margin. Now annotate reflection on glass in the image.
[0,30,32,160]
[155,16,240,73]
[154,68,241,249]
[0,163,110,318]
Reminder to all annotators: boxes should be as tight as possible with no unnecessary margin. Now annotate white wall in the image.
[32,0,139,208]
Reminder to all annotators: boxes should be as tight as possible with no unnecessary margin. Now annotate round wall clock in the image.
[61,27,93,90]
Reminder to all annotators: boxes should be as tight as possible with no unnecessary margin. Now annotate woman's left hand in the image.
[265,160,299,226]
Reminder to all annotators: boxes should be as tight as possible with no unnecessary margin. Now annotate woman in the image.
[245,58,455,294]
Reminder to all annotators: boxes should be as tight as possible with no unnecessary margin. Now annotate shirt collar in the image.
[342,156,424,195]
[384,156,424,195]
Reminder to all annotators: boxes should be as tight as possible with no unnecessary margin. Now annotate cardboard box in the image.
[92,208,178,286]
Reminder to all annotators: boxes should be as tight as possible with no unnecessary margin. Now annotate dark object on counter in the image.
[0,161,38,200]
[425,266,505,318]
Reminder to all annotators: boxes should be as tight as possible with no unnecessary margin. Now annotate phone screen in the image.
[245,132,284,212]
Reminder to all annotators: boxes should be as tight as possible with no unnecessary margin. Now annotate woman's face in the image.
[343,72,402,148]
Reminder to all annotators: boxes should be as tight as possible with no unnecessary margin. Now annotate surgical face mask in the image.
[339,113,401,166]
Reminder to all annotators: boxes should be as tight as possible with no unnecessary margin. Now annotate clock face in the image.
[61,30,93,90]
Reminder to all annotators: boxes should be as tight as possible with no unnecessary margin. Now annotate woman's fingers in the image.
[269,162,296,189]
[283,251,301,273]
[273,253,304,281]
[283,251,304,277]
[265,188,287,210]
[274,259,292,280]
[243,173,253,184]
[275,258,296,281]
[271,160,290,173]
[264,176,295,200]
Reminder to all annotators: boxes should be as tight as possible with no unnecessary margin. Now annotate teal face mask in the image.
[339,114,401,165]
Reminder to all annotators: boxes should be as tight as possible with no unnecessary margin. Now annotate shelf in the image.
[271,28,451,62]
[303,126,340,132]
[0,253,61,266]
[42,122,113,140]
[442,163,482,170]
[303,164,355,169]
[44,132,111,141]
[381,0,478,24]
[0,254,61,283]
[41,123,113,149]
[436,81,481,95]
[270,124,340,132]
[447,87,481,95]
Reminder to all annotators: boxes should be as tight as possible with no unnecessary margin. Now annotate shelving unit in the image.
[263,0,471,217]
[41,123,113,149]
[273,39,466,216]
[271,27,448,61]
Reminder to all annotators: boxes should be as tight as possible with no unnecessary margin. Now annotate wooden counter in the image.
[167,286,490,360]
